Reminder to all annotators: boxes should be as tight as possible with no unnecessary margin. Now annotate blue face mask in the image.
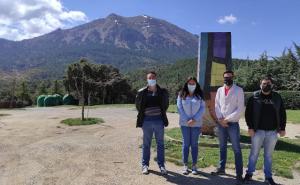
[188,84,196,93]
[147,79,156,87]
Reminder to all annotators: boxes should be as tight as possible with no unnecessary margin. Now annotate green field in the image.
[286,110,300,124]
[63,104,300,124]
[167,105,300,124]
[60,117,104,126]
[153,128,300,179]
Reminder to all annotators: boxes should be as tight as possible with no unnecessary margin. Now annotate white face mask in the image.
[147,79,156,87]
[188,84,196,93]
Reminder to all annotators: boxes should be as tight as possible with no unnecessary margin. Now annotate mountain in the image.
[0,13,198,79]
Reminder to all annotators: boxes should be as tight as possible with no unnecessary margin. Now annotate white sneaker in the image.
[142,165,149,175]
[191,165,198,175]
[160,166,168,175]
[182,165,189,175]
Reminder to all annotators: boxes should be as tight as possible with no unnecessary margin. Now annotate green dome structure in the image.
[44,95,57,107]
[63,94,77,105]
[37,95,47,107]
[53,94,63,105]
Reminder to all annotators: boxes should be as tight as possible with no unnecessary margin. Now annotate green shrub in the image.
[278,91,300,110]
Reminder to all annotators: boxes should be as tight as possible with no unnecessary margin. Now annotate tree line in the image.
[127,43,300,106]
[1,43,299,109]
[234,43,300,91]
[0,58,135,108]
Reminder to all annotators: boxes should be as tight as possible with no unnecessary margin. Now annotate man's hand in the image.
[278,130,286,137]
[219,118,228,128]
[248,129,255,137]
[187,119,196,126]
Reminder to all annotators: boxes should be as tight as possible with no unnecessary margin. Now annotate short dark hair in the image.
[260,75,273,84]
[223,70,234,76]
[147,71,157,76]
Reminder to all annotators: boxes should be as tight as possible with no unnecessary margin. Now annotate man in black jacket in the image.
[135,71,169,175]
[244,76,286,185]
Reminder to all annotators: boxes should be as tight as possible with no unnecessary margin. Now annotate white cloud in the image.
[0,0,88,41]
[217,14,238,24]
[251,21,257,26]
[60,11,87,22]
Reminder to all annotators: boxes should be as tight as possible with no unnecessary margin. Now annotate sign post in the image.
[197,32,232,135]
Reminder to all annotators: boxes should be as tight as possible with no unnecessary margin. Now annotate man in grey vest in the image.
[244,76,286,185]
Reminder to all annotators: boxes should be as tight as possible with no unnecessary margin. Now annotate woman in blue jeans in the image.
[177,77,206,175]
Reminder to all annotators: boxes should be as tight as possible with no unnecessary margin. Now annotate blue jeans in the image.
[142,119,165,167]
[217,122,243,176]
[181,126,201,165]
[246,130,278,178]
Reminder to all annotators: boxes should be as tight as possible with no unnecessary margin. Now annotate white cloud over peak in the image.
[0,0,88,41]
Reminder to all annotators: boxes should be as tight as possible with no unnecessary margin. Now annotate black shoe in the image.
[243,173,253,183]
[211,168,226,175]
[265,177,280,185]
[236,175,244,185]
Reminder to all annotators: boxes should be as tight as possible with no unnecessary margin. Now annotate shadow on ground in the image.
[148,170,267,185]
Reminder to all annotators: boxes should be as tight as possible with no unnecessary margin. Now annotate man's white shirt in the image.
[215,84,245,122]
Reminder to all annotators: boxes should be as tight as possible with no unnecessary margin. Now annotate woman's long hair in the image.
[179,77,204,100]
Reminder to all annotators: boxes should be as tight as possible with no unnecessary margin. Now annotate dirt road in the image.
[0,107,299,185]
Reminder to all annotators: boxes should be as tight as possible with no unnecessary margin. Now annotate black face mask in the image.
[224,78,233,86]
[262,84,272,93]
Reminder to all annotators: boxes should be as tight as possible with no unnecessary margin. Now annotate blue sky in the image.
[61,0,300,59]
[0,0,299,59]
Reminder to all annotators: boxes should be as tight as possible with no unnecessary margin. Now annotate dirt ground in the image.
[0,106,299,185]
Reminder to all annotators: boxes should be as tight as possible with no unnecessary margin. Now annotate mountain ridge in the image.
[0,13,198,79]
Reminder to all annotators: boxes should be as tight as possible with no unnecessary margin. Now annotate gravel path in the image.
[0,107,299,185]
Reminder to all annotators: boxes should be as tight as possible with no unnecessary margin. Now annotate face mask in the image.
[261,84,272,93]
[147,79,156,87]
[188,84,196,93]
[224,78,233,86]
